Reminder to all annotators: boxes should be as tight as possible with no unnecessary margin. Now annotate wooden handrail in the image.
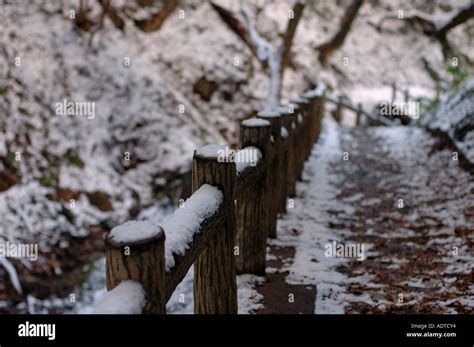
[97,84,369,314]
[324,94,396,126]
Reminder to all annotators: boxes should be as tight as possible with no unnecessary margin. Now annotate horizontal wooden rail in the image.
[96,84,334,314]
[324,94,396,126]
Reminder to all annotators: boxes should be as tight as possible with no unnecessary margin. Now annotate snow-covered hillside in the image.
[420,78,474,165]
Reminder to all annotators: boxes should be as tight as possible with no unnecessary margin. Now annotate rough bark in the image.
[317,0,364,64]
[105,229,166,314]
[192,151,237,314]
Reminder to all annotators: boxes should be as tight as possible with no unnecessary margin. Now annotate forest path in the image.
[256,120,473,314]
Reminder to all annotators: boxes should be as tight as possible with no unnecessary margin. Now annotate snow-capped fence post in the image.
[315,87,326,142]
[236,118,272,274]
[304,85,326,149]
[356,103,362,126]
[391,82,397,102]
[404,88,410,103]
[278,107,297,198]
[105,223,166,314]
[192,146,238,314]
[290,97,311,177]
[257,110,284,238]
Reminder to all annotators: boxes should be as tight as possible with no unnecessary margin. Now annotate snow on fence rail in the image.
[96,84,332,314]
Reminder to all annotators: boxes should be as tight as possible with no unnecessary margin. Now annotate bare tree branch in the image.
[210,0,305,108]
[436,2,474,36]
[374,3,474,59]
[239,0,274,62]
[208,1,259,60]
[100,0,125,31]
[317,0,364,64]
[133,0,180,32]
[375,3,474,38]
[280,0,306,74]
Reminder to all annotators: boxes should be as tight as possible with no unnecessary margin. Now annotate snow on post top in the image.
[108,220,163,246]
[257,109,281,118]
[241,118,271,127]
[275,105,292,115]
[95,280,145,314]
[162,184,223,272]
[195,144,228,160]
[314,83,327,96]
[302,91,315,99]
[290,97,309,105]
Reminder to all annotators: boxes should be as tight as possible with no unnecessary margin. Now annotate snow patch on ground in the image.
[270,117,362,313]
[95,280,145,314]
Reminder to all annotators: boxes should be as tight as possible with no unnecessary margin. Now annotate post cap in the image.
[241,118,271,128]
[108,221,164,247]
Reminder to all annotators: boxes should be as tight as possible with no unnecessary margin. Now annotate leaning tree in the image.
[210,0,368,108]
[210,0,306,109]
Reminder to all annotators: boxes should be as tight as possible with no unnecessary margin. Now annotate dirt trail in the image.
[257,122,473,314]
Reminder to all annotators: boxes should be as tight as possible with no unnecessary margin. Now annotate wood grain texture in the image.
[236,122,272,274]
[105,229,166,314]
[192,152,237,314]
[256,113,283,238]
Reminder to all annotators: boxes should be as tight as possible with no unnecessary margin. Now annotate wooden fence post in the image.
[404,88,410,103]
[105,223,166,314]
[192,145,237,314]
[315,88,326,142]
[278,106,296,199]
[304,88,326,146]
[334,96,343,124]
[302,94,317,148]
[290,98,310,177]
[356,103,362,126]
[236,118,272,274]
[391,82,397,102]
[257,110,283,237]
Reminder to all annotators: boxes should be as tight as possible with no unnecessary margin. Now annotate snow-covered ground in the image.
[420,78,474,164]
[270,118,367,313]
[269,116,473,313]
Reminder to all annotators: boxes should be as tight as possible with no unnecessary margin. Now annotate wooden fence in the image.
[325,95,396,126]
[95,84,390,314]
[324,81,431,127]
